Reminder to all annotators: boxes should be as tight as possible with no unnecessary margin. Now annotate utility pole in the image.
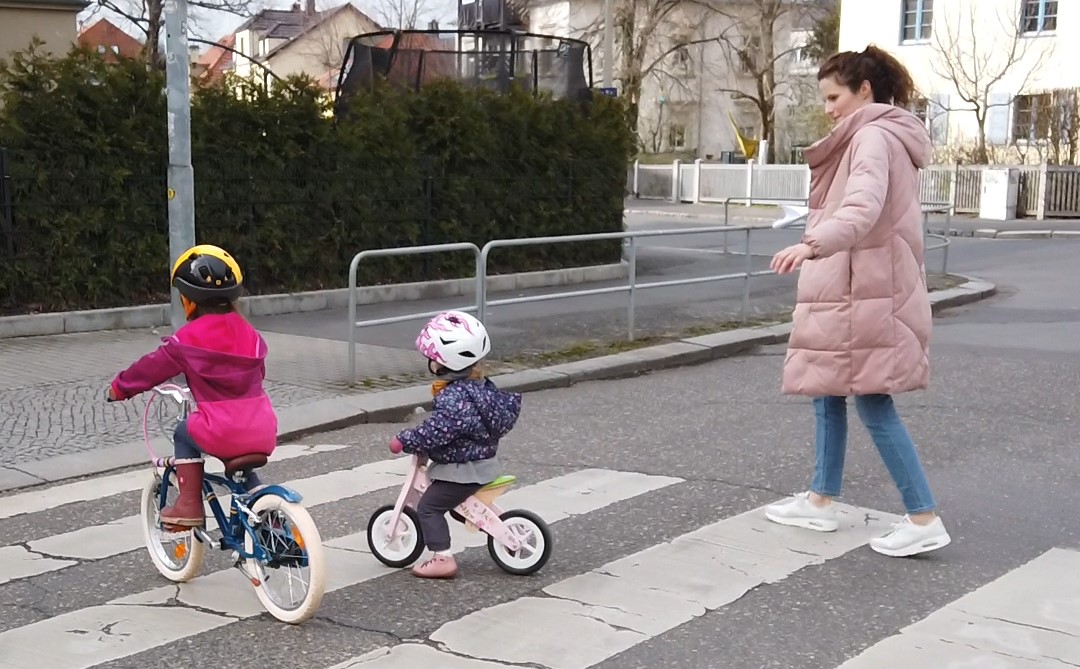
[165,0,196,330]
[603,0,614,89]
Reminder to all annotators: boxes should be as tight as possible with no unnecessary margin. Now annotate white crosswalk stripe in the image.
[834,547,1080,668]
[0,442,1073,669]
[327,501,901,669]
[0,443,352,520]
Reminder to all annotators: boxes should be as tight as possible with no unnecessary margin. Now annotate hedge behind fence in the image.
[0,42,634,315]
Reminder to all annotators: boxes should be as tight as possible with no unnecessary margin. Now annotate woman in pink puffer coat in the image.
[764,45,951,558]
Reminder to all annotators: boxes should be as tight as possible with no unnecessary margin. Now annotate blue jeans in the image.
[811,394,936,514]
[174,420,263,490]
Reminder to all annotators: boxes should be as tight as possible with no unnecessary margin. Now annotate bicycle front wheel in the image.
[243,494,326,624]
[139,472,205,582]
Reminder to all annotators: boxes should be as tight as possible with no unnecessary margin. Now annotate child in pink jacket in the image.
[108,245,277,528]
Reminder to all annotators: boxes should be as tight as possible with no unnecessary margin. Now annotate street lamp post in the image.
[164,0,197,331]
[603,0,614,89]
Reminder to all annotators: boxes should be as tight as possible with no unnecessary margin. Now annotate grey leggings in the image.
[416,480,483,552]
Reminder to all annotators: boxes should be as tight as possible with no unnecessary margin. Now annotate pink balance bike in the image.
[366,454,552,575]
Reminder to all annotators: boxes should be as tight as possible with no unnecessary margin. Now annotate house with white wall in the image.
[839,0,1074,164]
[230,0,379,90]
[527,0,827,162]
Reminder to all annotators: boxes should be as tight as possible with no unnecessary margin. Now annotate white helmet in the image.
[415,310,490,371]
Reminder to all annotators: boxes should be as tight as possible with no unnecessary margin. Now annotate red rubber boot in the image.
[161,459,206,528]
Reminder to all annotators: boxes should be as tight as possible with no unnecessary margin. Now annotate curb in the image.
[0,262,628,339]
[624,207,779,221]
[0,276,997,494]
[927,227,1080,239]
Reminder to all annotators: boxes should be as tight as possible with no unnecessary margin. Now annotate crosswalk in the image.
[0,442,1076,669]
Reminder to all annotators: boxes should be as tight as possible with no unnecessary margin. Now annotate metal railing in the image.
[346,200,956,384]
[921,201,952,275]
[477,224,772,337]
[721,195,953,275]
[347,242,482,385]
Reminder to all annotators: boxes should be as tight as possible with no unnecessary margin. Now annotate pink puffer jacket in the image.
[782,103,933,397]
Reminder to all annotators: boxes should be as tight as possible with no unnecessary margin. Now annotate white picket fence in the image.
[630,160,1080,219]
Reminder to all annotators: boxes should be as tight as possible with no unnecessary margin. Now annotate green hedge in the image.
[0,42,634,314]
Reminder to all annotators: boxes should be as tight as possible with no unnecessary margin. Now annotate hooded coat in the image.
[782,103,934,397]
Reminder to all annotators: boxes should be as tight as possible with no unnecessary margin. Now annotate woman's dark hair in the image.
[817,45,915,108]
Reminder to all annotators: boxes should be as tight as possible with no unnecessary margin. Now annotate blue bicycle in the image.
[135,385,326,624]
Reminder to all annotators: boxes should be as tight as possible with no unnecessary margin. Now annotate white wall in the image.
[839,0,1072,153]
[531,0,820,161]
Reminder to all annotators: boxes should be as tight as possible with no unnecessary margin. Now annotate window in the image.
[668,124,686,150]
[1021,0,1057,34]
[1013,93,1053,141]
[900,0,933,42]
[910,96,930,124]
[909,94,948,145]
[738,35,760,74]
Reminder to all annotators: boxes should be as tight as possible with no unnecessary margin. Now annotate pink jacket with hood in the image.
[782,102,933,397]
[111,312,278,459]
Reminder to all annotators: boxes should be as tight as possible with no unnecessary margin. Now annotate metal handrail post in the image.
[475,244,486,323]
[347,251,362,386]
[346,242,481,386]
[478,242,494,322]
[943,206,953,274]
[627,235,638,341]
[742,228,752,322]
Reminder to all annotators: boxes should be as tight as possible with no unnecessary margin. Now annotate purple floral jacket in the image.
[396,379,521,464]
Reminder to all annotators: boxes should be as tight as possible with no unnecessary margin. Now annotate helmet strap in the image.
[181,296,197,320]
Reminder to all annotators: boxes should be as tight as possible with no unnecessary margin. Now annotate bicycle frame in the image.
[153,461,305,564]
[386,455,523,552]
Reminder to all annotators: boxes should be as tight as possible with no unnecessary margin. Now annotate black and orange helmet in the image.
[170,244,244,306]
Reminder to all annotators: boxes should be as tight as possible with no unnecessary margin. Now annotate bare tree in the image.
[571,0,713,151]
[707,0,826,164]
[84,0,263,62]
[372,0,434,29]
[930,3,1052,164]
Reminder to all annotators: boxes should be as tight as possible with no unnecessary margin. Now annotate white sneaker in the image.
[870,515,951,557]
[764,492,839,532]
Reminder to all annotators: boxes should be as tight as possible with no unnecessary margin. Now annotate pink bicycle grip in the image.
[389,437,403,454]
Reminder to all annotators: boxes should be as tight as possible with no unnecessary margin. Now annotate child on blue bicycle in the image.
[389,310,521,579]
[107,244,277,528]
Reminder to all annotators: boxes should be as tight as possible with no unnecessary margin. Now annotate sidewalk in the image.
[623,197,1080,237]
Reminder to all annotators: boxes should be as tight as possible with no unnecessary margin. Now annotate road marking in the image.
[0,468,681,668]
[0,443,353,520]
[19,455,412,563]
[322,501,901,669]
[834,547,1080,668]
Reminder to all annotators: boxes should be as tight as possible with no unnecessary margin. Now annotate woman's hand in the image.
[770,243,815,274]
[389,436,404,454]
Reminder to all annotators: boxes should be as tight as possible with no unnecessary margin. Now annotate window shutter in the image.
[929,93,949,145]
[986,92,1012,145]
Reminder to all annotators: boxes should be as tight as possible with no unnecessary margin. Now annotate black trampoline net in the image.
[334,29,595,110]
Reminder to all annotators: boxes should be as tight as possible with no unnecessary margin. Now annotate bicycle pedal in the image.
[191,527,220,550]
[160,522,192,534]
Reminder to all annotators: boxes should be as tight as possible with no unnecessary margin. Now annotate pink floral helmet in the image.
[415,310,491,371]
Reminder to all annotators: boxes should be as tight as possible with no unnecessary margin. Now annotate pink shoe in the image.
[411,554,458,579]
